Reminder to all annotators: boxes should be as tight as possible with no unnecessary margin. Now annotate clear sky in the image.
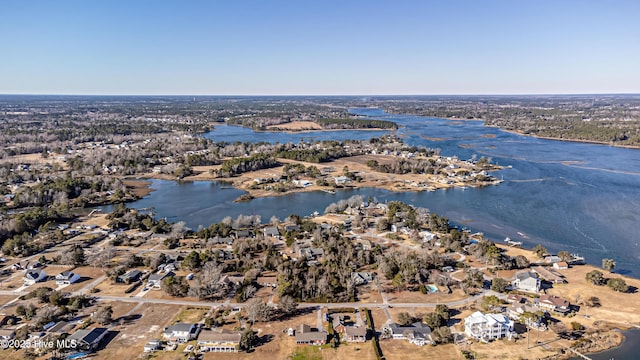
[1,0,639,95]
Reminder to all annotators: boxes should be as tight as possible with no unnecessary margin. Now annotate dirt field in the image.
[95,303,182,359]
[380,340,461,360]
[172,306,209,324]
[266,121,323,131]
[386,288,468,304]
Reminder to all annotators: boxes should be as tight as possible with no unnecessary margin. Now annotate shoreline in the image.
[494,127,640,149]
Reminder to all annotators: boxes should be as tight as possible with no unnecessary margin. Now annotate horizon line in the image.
[1,92,640,97]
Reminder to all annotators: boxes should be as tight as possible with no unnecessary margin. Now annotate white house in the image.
[24,269,47,285]
[197,329,241,352]
[55,271,81,285]
[144,339,162,352]
[147,271,174,289]
[383,322,432,346]
[512,270,540,293]
[334,176,350,185]
[464,311,514,341]
[163,323,200,343]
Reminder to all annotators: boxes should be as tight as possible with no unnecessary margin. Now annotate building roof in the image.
[25,269,46,280]
[344,326,367,337]
[532,266,566,283]
[465,311,511,326]
[197,329,241,343]
[295,325,327,342]
[514,271,538,281]
[165,323,196,334]
[68,327,108,344]
[538,294,570,309]
[387,322,431,336]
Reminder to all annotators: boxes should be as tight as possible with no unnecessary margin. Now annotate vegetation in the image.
[316,117,397,129]
[601,258,616,273]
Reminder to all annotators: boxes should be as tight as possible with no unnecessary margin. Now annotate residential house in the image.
[507,303,546,330]
[532,266,566,284]
[390,222,406,233]
[351,272,373,286]
[343,326,367,343]
[263,226,280,238]
[117,269,141,284]
[144,339,162,352]
[0,329,15,340]
[464,311,514,341]
[148,271,174,289]
[163,323,200,343]
[295,324,327,346]
[511,270,540,292]
[284,225,300,232]
[24,269,47,285]
[334,176,350,185]
[46,320,75,335]
[506,294,527,304]
[234,230,253,239]
[197,329,241,352]
[419,231,437,242]
[553,261,569,270]
[55,270,81,285]
[382,322,432,346]
[537,295,571,314]
[67,327,109,351]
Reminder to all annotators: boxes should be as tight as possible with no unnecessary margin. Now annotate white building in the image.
[464,311,514,341]
[162,323,200,343]
[512,270,540,293]
[24,269,47,285]
[55,271,81,285]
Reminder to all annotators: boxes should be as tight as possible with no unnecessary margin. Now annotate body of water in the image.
[120,108,640,275]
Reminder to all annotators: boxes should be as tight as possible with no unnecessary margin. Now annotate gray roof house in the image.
[383,322,432,346]
[24,269,47,285]
[295,324,327,346]
[117,269,142,284]
[512,270,540,293]
[67,327,109,350]
[163,323,200,343]
[56,270,81,285]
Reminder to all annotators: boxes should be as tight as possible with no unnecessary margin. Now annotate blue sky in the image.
[1,0,638,95]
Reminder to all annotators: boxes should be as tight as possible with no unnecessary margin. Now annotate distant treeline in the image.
[214,153,280,177]
[317,118,398,130]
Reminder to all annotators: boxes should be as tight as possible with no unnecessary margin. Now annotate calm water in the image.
[122,108,640,275]
[571,329,640,360]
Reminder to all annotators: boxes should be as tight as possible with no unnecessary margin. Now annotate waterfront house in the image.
[55,270,81,285]
[553,261,569,270]
[295,324,327,346]
[24,269,47,285]
[537,295,571,314]
[163,323,200,343]
[464,311,514,341]
[263,226,280,238]
[512,270,540,292]
[68,327,109,351]
[197,329,241,352]
[532,266,566,284]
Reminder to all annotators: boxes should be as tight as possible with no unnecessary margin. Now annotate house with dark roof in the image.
[67,327,109,351]
[24,269,47,285]
[197,329,241,352]
[55,270,81,285]
[295,324,327,346]
[117,269,142,284]
[263,226,280,238]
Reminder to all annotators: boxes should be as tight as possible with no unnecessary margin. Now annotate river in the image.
[119,109,640,276]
